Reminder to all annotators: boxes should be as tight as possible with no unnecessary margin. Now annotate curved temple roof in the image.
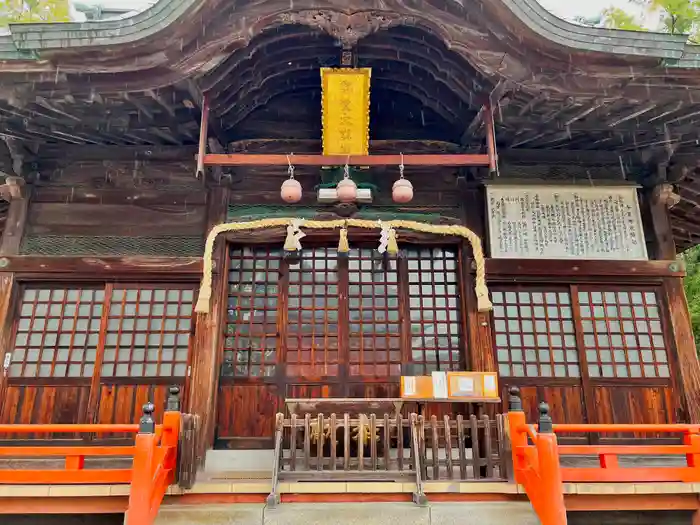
[0,0,694,61]
[2,0,700,249]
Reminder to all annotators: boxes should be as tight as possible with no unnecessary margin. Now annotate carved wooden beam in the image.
[201,153,491,167]
[460,80,510,144]
[652,183,681,209]
[146,89,177,117]
[207,137,226,183]
[0,176,26,202]
[2,138,29,177]
[184,79,228,146]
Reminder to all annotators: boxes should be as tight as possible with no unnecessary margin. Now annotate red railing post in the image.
[507,388,567,525]
[125,403,157,525]
[533,403,567,525]
[506,387,528,485]
[685,428,700,472]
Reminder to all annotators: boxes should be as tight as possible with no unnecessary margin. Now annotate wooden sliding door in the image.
[0,283,195,440]
[216,244,466,449]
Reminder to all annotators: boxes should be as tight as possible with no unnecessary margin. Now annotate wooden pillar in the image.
[188,185,229,469]
[649,183,679,260]
[649,183,700,422]
[664,277,700,423]
[0,180,29,413]
[462,189,496,374]
[465,281,496,373]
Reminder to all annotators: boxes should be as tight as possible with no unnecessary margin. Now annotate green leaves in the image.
[682,245,700,348]
[601,0,700,41]
[0,0,71,27]
[602,7,646,30]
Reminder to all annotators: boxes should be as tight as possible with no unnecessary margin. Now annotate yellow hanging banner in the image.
[321,68,371,156]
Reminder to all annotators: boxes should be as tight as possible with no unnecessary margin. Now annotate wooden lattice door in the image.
[216,244,465,449]
[0,283,196,440]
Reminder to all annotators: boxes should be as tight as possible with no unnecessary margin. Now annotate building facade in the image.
[1,3,700,519]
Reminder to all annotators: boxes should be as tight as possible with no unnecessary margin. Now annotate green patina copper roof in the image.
[0,0,698,65]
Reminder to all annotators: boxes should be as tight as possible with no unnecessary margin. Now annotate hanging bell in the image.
[336,165,357,203]
[281,155,302,203]
[281,178,302,203]
[392,178,413,203]
[392,153,413,203]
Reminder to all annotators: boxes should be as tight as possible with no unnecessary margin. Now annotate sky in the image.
[537,0,636,20]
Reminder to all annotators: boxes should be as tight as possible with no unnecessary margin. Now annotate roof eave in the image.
[0,0,696,66]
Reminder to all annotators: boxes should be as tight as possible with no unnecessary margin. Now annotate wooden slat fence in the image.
[416,413,509,481]
[267,412,509,506]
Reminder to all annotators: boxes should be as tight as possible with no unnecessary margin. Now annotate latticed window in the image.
[407,248,461,374]
[12,288,103,379]
[9,284,195,379]
[492,289,579,378]
[579,290,669,379]
[348,248,401,377]
[223,247,281,378]
[222,244,464,380]
[101,287,193,378]
[492,286,670,380]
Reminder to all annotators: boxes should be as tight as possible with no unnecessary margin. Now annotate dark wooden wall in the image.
[0,144,696,451]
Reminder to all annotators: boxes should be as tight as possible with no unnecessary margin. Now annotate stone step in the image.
[152,502,540,525]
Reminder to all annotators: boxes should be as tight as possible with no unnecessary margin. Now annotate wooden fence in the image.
[267,411,508,506]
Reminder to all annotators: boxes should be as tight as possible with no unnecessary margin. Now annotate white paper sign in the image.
[456,377,475,395]
[403,376,416,396]
[486,185,647,260]
[431,371,448,399]
[484,375,497,395]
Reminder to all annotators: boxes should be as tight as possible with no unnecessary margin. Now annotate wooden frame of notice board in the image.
[400,371,500,403]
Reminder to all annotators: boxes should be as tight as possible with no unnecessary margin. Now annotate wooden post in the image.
[0,179,28,414]
[649,183,679,260]
[484,103,498,175]
[188,185,229,471]
[664,277,700,423]
[648,183,700,422]
[196,95,210,179]
[461,191,496,374]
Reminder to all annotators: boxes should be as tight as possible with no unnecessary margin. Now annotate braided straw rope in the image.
[194,218,492,313]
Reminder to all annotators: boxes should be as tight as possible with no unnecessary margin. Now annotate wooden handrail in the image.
[507,386,700,525]
[0,386,184,525]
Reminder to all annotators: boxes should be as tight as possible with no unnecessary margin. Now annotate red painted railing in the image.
[507,387,700,525]
[0,386,182,525]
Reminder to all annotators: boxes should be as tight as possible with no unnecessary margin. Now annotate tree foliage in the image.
[683,246,700,347]
[0,0,71,27]
[602,7,646,30]
[600,0,700,41]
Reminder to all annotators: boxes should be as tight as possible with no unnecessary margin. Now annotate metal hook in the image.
[287,153,295,179]
[399,152,405,179]
[344,155,350,179]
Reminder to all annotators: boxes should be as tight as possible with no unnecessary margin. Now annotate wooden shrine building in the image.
[2,2,700,523]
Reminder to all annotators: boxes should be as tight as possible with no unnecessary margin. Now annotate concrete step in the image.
[153,502,540,525]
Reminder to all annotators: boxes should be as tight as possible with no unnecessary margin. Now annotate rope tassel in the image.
[338,227,350,254]
[386,227,398,256]
[283,219,306,252]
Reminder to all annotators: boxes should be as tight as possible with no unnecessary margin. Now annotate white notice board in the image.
[485,185,647,260]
